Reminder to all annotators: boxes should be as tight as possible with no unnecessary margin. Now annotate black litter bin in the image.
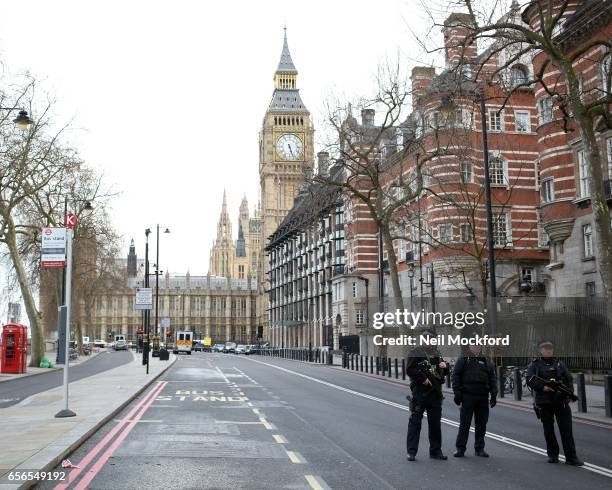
[158,348,169,361]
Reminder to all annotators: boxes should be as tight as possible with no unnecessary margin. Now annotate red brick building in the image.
[523,0,611,297]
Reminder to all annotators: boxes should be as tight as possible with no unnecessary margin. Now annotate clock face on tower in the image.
[276,133,304,161]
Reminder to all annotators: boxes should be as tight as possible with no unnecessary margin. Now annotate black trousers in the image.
[406,394,442,456]
[456,393,489,451]
[539,401,577,459]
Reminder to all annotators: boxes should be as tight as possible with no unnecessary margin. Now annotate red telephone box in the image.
[1,324,28,373]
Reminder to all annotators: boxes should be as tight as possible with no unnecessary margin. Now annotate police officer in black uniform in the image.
[451,342,497,458]
[405,330,449,461]
[526,340,583,466]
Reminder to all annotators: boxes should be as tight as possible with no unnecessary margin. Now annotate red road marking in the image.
[55,381,167,490]
[73,380,168,490]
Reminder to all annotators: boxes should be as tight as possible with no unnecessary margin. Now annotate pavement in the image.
[0,351,176,490]
[28,352,612,489]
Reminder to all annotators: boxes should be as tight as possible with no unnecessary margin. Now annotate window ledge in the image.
[547,261,564,270]
[582,256,595,262]
[573,197,591,208]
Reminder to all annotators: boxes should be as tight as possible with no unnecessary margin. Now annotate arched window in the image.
[602,53,611,95]
[510,65,529,87]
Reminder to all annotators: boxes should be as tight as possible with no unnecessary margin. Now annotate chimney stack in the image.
[317,151,330,177]
[443,12,477,67]
[411,67,436,105]
[361,109,375,127]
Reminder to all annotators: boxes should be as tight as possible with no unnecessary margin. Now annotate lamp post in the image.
[55,200,93,418]
[478,90,498,333]
[438,91,497,332]
[142,228,151,373]
[357,276,369,356]
[0,108,33,130]
[154,225,170,354]
[408,267,415,312]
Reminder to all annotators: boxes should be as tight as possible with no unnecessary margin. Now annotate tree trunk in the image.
[381,223,405,310]
[5,221,44,367]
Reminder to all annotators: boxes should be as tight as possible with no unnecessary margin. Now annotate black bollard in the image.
[388,358,392,378]
[497,366,505,398]
[604,375,612,418]
[360,355,363,372]
[402,358,406,380]
[376,357,380,375]
[446,372,451,388]
[382,357,386,376]
[577,372,587,413]
[395,358,398,379]
[513,368,522,401]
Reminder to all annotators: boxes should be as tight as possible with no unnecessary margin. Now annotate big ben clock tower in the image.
[259,28,314,239]
[257,28,314,343]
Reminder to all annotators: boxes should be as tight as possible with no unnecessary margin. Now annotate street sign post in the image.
[41,228,66,269]
[135,288,153,310]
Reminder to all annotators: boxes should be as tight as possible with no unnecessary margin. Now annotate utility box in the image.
[1,324,28,373]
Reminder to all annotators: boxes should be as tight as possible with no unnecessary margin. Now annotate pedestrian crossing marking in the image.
[273,434,288,444]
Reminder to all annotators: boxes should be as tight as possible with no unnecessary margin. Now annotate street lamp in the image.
[56,198,95,365]
[0,107,33,130]
[142,228,151,373]
[154,225,170,353]
[408,267,415,312]
[437,91,498,332]
[55,199,94,419]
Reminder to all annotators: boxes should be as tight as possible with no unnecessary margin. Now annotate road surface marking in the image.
[215,420,267,425]
[259,417,275,430]
[273,434,288,444]
[252,408,261,415]
[305,475,331,490]
[246,357,612,480]
[287,450,307,464]
[55,381,167,490]
[112,419,162,423]
[72,381,169,490]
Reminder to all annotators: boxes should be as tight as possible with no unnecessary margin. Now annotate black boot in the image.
[407,454,416,462]
[475,450,489,458]
[453,450,465,458]
[565,458,584,466]
[548,456,559,463]
[430,453,448,460]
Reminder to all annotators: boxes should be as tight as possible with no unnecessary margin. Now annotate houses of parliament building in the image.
[41,29,314,346]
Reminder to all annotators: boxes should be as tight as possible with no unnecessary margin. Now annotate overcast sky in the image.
[0,0,444,275]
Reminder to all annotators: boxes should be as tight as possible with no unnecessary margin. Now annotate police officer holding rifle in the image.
[405,330,449,461]
[526,340,583,466]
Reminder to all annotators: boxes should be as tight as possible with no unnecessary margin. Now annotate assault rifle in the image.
[528,375,578,402]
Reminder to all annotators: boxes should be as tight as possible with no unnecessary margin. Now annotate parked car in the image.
[224,342,237,353]
[235,344,246,354]
[193,342,205,352]
[245,344,259,355]
[93,339,106,348]
[113,339,128,351]
[212,344,224,353]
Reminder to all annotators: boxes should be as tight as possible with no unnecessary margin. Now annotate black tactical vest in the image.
[462,357,490,386]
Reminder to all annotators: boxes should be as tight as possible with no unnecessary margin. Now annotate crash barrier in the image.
[252,349,611,418]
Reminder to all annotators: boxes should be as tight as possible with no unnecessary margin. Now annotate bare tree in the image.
[315,66,428,312]
[0,78,76,366]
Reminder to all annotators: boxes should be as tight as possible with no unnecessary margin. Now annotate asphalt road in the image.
[39,353,612,489]
[0,350,133,408]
